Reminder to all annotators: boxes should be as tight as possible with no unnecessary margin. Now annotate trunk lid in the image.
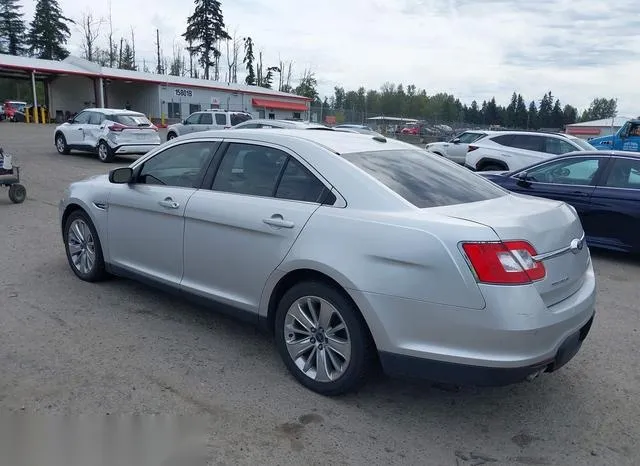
[431,193,590,307]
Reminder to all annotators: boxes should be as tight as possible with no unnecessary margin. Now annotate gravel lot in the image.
[1,123,639,465]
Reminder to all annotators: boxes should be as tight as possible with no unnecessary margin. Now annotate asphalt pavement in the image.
[0,123,638,465]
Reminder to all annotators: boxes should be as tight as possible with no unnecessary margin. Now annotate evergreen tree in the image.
[515,94,528,129]
[243,37,256,85]
[119,41,136,71]
[527,100,538,129]
[505,92,517,127]
[27,0,73,60]
[551,99,564,128]
[562,104,578,126]
[183,0,230,80]
[0,0,27,55]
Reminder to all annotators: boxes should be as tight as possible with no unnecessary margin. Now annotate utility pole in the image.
[156,29,162,74]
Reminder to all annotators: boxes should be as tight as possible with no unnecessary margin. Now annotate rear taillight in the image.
[108,123,127,132]
[461,240,545,285]
[467,145,479,152]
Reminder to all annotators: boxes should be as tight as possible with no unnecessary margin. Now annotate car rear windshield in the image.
[113,114,152,126]
[340,149,507,208]
[230,113,252,126]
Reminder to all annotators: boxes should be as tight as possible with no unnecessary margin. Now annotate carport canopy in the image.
[251,98,308,112]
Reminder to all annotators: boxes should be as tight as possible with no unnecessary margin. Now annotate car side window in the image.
[215,113,227,125]
[491,134,514,146]
[238,123,260,129]
[212,143,287,197]
[73,112,91,124]
[603,158,640,189]
[524,157,604,185]
[89,112,104,125]
[544,137,578,155]
[457,132,480,144]
[137,142,217,188]
[276,157,328,203]
[184,113,201,125]
[511,135,544,152]
[199,113,213,125]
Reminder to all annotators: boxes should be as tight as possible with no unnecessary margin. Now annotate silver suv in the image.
[166,110,252,140]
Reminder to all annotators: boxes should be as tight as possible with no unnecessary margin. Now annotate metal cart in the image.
[0,148,26,204]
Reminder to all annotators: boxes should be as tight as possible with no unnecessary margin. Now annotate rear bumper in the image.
[379,312,594,386]
[111,143,160,155]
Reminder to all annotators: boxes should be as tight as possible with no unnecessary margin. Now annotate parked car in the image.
[334,124,374,131]
[3,100,27,122]
[59,129,595,395]
[589,119,640,153]
[465,131,595,172]
[233,118,330,130]
[480,150,640,253]
[54,108,161,163]
[166,110,253,140]
[426,130,497,164]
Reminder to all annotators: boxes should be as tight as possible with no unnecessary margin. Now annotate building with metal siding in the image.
[0,54,311,125]
[565,117,630,140]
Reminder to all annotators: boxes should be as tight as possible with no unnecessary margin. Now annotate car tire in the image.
[167,132,177,141]
[63,210,108,282]
[274,281,375,396]
[55,133,70,154]
[97,141,115,163]
[8,184,26,203]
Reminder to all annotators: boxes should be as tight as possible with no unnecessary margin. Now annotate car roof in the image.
[563,150,640,158]
[82,108,145,115]
[238,119,327,128]
[201,109,251,114]
[179,127,410,154]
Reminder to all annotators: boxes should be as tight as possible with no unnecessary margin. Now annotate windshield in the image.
[569,137,596,151]
[339,149,507,208]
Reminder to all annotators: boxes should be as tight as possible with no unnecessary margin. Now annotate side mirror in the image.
[109,167,134,184]
[516,171,531,186]
[67,119,74,124]
[452,138,461,144]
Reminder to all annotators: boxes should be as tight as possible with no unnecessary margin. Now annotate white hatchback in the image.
[54,108,162,163]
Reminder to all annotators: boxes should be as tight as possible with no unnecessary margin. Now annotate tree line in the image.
[0,0,620,127]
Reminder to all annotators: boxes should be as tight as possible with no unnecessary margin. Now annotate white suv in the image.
[465,131,595,172]
[425,130,496,164]
[54,108,161,163]
[166,110,253,140]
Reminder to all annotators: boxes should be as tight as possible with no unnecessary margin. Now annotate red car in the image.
[3,101,27,121]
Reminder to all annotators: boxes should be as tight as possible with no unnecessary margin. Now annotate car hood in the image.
[588,135,613,147]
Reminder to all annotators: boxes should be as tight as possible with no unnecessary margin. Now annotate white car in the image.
[465,131,595,172]
[54,108,161,163]
[166,110,253,140]
[425,130,496,164]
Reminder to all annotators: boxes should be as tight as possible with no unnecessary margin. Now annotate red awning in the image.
[566,127,601,136]
[252,98,308,112]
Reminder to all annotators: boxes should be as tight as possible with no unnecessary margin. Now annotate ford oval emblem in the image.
[570,238,584,254]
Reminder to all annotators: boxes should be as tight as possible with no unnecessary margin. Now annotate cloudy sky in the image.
[20,0,640,115]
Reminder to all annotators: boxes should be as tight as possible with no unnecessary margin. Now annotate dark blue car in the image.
[479,150,640,253]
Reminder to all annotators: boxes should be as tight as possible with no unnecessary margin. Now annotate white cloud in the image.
[19,0,640,115]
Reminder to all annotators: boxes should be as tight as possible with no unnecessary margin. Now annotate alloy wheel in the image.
[67,219,96,275]
[284,296,352,382]
[56,137,65,153]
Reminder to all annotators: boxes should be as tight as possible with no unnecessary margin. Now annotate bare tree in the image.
[225,31,240,83]
[77,12,103,62]
[256,50,264,87]
[278,59,294,92]
[130,26,136,68]
[107,0,116,67]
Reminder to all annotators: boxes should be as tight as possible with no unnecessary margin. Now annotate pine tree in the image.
[515,94,528,129]
[27,0,73,60]
[243,37,256,85]
[119,41,136,71]
[528,101,538,129]
[0,0,27,55]
[183,0,230,80]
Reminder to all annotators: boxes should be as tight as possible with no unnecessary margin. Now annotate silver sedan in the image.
[59,129,596,395]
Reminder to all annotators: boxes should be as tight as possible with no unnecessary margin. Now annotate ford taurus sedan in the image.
[59,129,596,395]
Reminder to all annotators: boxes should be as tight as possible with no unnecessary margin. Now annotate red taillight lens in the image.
[462,241,545,285]
[108,123,127,132]
[467,145,479,152]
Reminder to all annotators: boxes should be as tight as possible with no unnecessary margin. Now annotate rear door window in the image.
[544,137,579,155]
[511,135,545,152]
[339,149,507,208]
[215,113,227,125]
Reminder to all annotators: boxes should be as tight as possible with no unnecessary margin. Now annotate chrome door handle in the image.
[263,214,294,229]
[158,197,180,209]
